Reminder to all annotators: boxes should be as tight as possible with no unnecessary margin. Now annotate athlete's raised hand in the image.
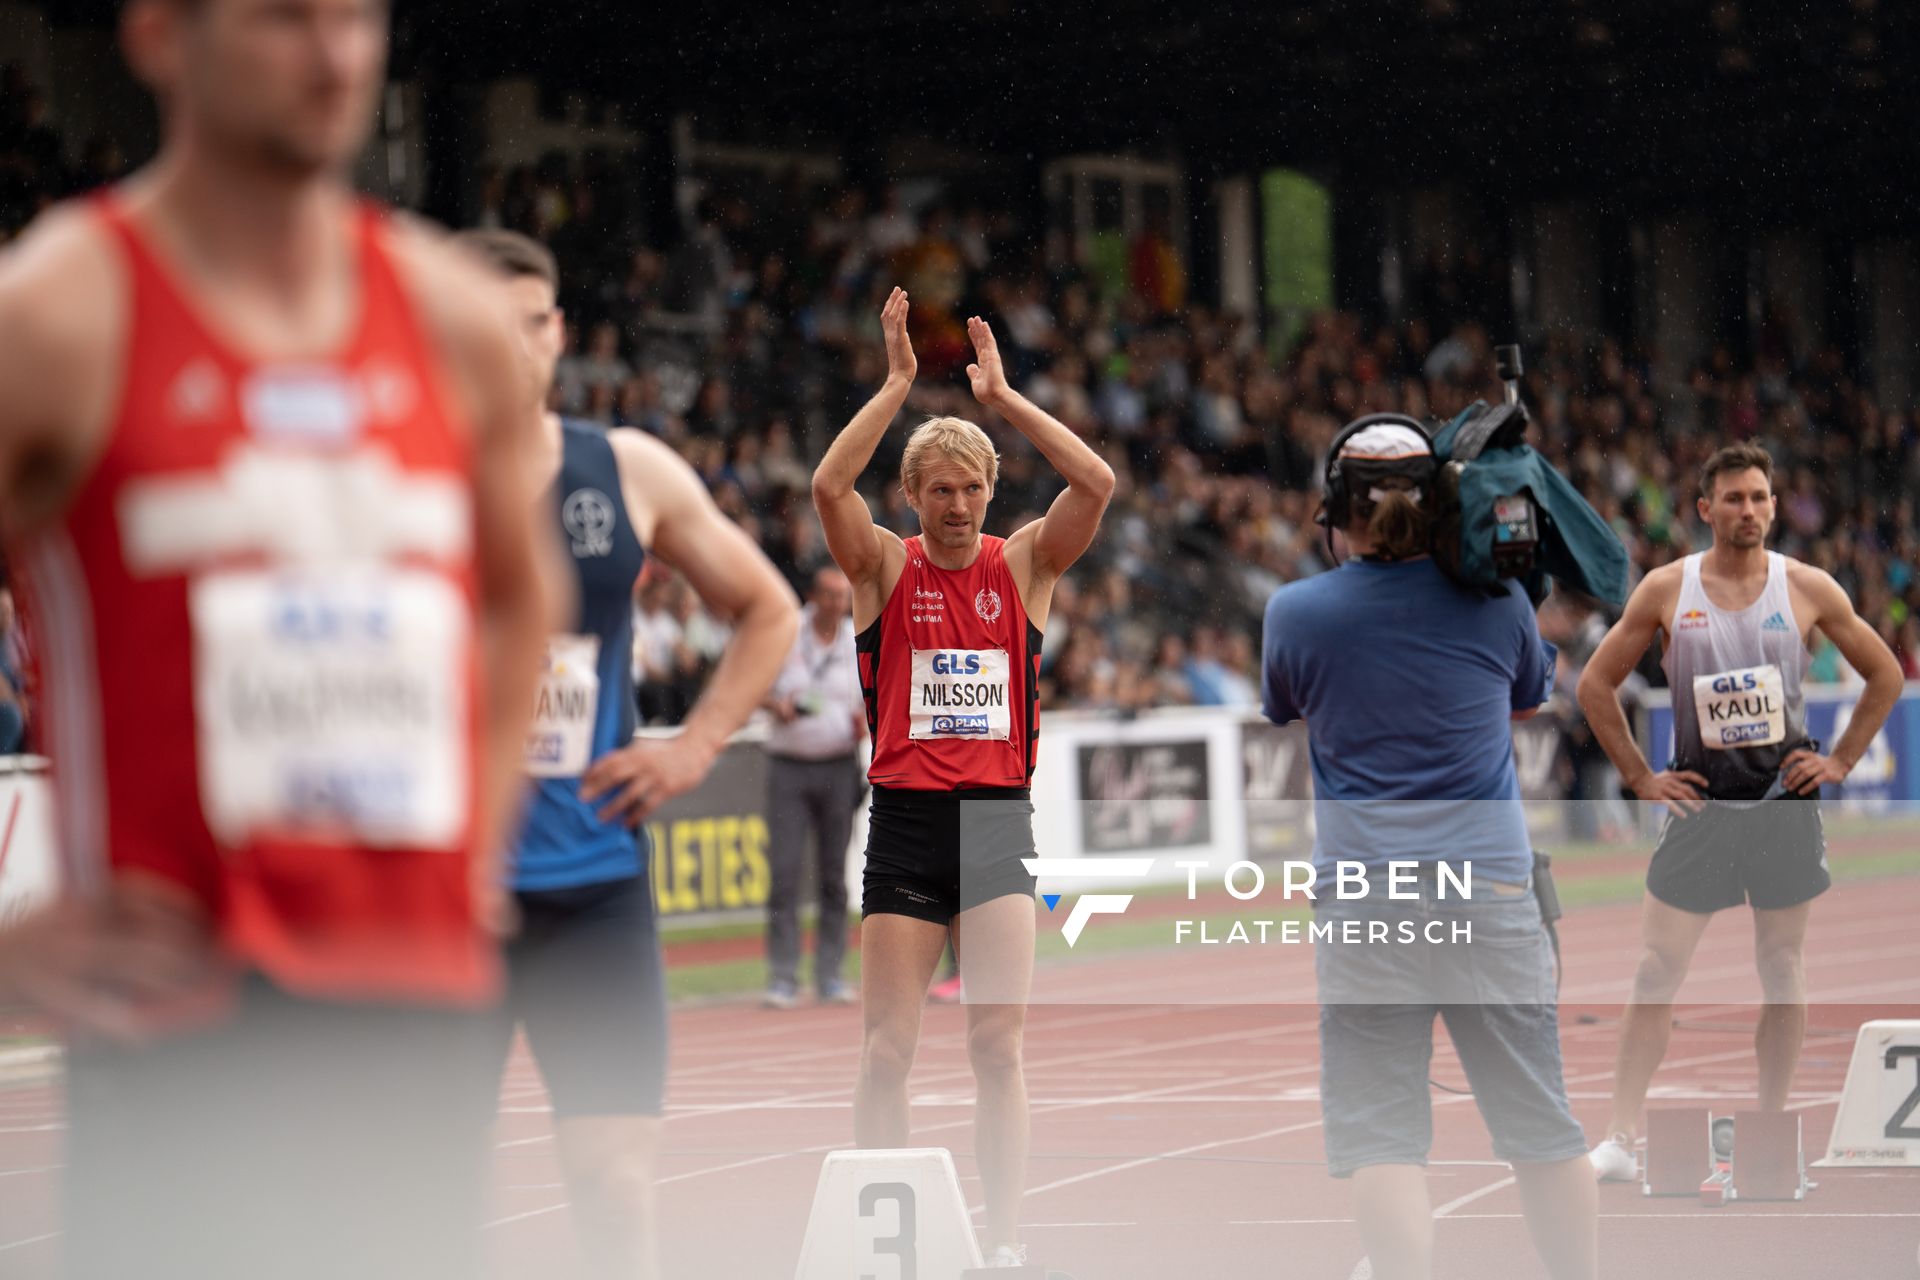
[1781,747,1848,797]
[1630,768,1710,815]
[882,287,916,385]
[966,315,1010,408]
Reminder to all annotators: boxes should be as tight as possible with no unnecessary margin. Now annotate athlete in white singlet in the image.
[1575,443,1902,1180]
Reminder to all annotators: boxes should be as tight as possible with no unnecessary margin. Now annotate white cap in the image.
[1338,423,1432,463]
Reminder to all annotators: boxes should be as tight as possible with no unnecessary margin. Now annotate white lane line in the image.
[658,1043,1333,1202]
[489,1012,1329,1224]
[0,1232,57,1254]
[483,1203,569,1230]
[1429,1174,1515,1219]
[495,1006,1286,1153]
[1021,1116,1335,1198]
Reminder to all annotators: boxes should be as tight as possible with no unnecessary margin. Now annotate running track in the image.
[2,874,1918,1278]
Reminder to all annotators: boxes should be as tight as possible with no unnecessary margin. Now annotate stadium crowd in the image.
[486,158,1920,721]
[4,73,1916,737]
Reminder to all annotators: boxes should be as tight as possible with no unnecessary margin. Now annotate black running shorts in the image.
[861,785,1038,925]
[484,873,669,1116]
[1646,791,1829,914]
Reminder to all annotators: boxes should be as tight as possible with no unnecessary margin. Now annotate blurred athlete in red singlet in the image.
[0,2,553,1275]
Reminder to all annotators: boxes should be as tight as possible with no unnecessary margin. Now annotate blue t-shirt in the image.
[1260,558,1555,888]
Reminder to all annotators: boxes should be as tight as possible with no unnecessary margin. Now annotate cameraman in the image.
[1260,418,1596,1280]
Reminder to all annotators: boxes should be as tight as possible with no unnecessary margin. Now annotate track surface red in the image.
[3,874,1918,1279]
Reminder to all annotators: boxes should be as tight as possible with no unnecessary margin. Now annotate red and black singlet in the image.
[857,535,1043,791]
[7,194,494,1006]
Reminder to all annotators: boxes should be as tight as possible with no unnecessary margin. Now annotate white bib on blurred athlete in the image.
[526,633,601,778]
[192,566,469,847]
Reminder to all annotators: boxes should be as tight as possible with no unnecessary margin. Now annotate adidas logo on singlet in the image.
[1761,611,1791,633]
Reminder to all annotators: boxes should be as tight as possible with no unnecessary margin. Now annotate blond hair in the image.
[900,416,999,496]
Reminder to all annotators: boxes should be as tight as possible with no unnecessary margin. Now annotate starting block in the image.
[794,1148,982,1279]
[1813,1019,1920,1169]
[1648,1109,1815,1204]
[1643,1107,1711,1196]
[1729,1110,1809,1201]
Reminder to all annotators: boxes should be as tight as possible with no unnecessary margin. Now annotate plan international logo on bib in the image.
[526,733,567,766]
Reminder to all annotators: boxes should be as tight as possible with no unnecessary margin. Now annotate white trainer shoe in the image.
[1588,1135,1639,1182]
[985,1242,1028,1267]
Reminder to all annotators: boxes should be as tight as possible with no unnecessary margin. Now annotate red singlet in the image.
[858,534,1042,791]
[7,193,493,1005]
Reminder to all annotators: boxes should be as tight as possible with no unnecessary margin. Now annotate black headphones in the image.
[1316,412,1436,530]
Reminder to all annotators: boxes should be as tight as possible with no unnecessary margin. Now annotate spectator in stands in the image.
[661,198,731,331]
[865,184,916,258]
[1129,207,1186,316]
[564,320,632,416]
[1182,627,1256,707]
[358,137,1920,730]
[632,572,697,725]
[675,567,732,675]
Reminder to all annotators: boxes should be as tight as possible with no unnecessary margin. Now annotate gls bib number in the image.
[908,649,1010,741]
[1692,663,1786,749]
